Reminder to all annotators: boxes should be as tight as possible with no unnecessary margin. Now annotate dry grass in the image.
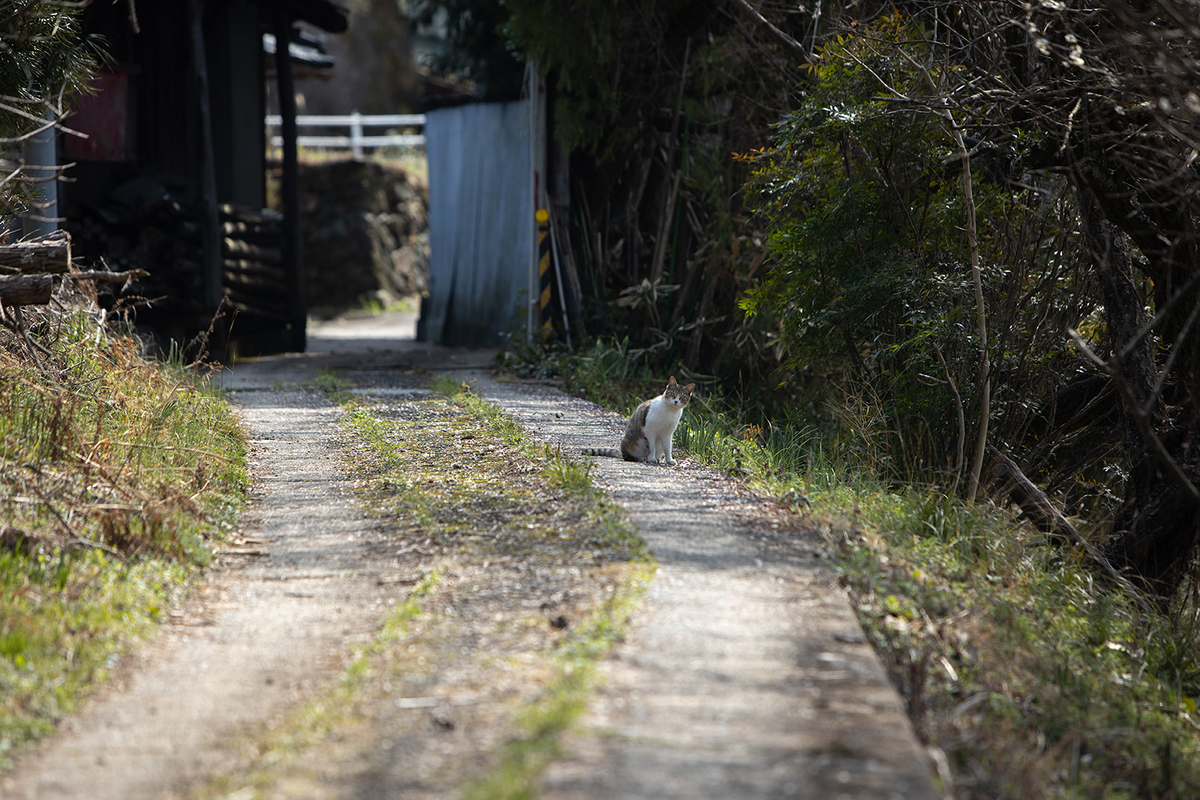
[0,298,247,768]
[824,491,1200,800]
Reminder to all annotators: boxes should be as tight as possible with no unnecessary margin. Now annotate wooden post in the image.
[188,0,223,312]
[274,3,306,351]
[350,111,363,161]
[526,63,546,345]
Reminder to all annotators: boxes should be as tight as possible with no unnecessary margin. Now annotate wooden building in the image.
[62,0,347,356]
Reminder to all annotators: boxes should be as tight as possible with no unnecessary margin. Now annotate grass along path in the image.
[525,340,1200,798]
[676,408,1200,797]
[0,313,247,772]
[201,376,652,799]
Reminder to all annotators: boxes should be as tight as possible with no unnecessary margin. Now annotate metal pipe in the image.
[21,129,58,239]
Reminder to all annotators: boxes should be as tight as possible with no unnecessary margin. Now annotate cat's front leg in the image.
[663,438,675,466]
[648,434,667,465]
[644,437,658,464]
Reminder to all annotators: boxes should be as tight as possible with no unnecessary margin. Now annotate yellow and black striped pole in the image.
[537,207,552,339]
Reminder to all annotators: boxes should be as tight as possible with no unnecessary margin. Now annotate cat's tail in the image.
[581,447,622,459]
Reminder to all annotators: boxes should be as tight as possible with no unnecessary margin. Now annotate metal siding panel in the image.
[62,71,131,162]
[424,100,531,346]
[423,106,459,341]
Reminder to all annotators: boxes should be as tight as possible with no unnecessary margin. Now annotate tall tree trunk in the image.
[1075,174,1157,456]
[1075,168,1200,602]
[953,121,990,504]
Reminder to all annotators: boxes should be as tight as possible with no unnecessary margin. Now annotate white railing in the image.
[265,113,426,159]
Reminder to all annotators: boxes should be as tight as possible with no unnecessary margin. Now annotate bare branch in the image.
[1070,328,1200,506]
[728,0,812,66]
[64,268,148,284]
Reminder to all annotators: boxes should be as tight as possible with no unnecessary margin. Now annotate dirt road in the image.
[476,377,936,800]
[2,311,936,799]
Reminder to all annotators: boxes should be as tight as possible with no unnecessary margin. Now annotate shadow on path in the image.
[473,376,938,800]
[3,310,935,800]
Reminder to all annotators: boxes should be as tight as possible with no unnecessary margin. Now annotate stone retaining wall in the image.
[299,159,428,315]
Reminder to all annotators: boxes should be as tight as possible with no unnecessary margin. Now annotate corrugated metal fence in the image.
[421,100,533,347]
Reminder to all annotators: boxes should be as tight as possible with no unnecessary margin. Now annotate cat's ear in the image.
[684,383,696,393]
[667,376,678,387]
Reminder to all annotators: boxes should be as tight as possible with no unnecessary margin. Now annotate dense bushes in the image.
[741,21,1100,488]
[444,0,1200,597]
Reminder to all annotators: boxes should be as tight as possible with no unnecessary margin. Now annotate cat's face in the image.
[664,376,696,408]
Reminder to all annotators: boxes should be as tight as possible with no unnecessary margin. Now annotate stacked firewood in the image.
[66,198,288,325]
[0,231,69,306]
[220,204,287,321]
[0,230,145,309]
[67,198,205,316]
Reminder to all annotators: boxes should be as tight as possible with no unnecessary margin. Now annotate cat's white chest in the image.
[643,396,683,437]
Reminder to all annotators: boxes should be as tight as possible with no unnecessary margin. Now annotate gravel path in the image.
[3,387,392,800]
[2,313,455,800]
[2,311,937,798]
[474,378,937,800]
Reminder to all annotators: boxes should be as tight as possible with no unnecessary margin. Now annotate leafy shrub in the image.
[741,19,1098,485]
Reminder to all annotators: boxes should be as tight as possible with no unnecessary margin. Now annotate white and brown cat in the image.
[584,376,696,466]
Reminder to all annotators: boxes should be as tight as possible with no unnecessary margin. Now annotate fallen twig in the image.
[64,268,149,284]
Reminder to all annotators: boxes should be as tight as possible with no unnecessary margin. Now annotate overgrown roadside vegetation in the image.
[469,0,1200,793]
[0,4,250,769]
[0,305,247,770]
[205,372,651,799]
[501,344,1200,799]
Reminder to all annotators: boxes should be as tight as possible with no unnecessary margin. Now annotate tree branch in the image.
[728,0,812,66]
[1069,328,1200,507]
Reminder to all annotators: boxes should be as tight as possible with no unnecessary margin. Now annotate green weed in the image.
[540,445,596,495]
[314,367,353,402]
[529,341,1200,799]
[0,310,247,769]
[437,378,620,500]
[463,562,654,800]
[200,571,442,799]
[337,377,652,795]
